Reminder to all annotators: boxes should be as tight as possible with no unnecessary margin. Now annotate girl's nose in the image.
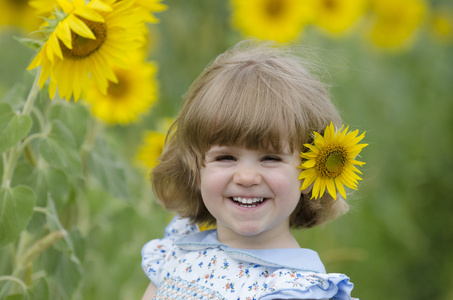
[233,165,262,186]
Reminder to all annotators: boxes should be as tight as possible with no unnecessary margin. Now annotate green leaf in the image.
[49,102,89,149]
[46,169,70,207]
[13,36,44,51]
[27,277,49,300]
[0,186,35,249]
[37,168,70,210]
[13,161,70,208]
[38,120,83,178]
[56,251,83,298]
[1,83,26,109]
[22,168,70,235]
[42,247,83,299]
[0,103,32,153]
[87,139,130,200]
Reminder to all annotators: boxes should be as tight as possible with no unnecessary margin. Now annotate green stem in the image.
[31,105,46,132]
[19,230,66,270]
[1,69,41,189]
[0,230,66,298]
[18,132,47,154]
[0,276,27,293]
[22,69,41,116]
[1,147,19,189]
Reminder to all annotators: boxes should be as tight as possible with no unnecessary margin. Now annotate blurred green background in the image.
[1,0,453,299]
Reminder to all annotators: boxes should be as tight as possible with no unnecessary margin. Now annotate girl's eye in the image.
[215,155,236,161]
[262,155,282,162]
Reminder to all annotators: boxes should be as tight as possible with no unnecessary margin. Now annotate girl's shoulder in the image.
[141,216,199,283]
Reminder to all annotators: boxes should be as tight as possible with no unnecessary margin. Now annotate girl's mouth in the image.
[230,197,266,208]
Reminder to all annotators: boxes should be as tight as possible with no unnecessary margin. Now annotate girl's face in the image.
[199,144,302,249]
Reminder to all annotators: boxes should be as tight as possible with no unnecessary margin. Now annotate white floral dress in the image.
[141,217,358,300]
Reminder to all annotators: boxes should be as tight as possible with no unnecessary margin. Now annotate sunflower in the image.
[230,0,312,43]
[27,0,146,101]
[299,122,368,200]
[84,58,158,125]
[133,0,167,23]
[28,0,60,17]
[429,8,453,44]
[135,117,175,170]
[368,0,426,49]
[311,0,366,35]
[135,130,167,171]
[0,0,42,32]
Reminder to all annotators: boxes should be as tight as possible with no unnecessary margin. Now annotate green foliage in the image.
[38,120,83,178]
[0,103,32,153]
[0,186,35,248]
[0,65,136,298]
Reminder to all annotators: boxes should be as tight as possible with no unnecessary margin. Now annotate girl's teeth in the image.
[232,197,265,207]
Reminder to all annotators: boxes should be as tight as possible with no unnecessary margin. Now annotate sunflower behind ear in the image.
[299,122,368,200]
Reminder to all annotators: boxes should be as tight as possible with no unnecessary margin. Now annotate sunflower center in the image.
[60,18,107,60]
[9,0,28,9]
[322,0,338,11]
[265,0,285,18]
[107,73,129,98]
[317,145,347,178]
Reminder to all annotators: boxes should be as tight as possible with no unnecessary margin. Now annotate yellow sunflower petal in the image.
[344,134,368,148]
[55,20,73,49]
[326,178,337,200]
[48,77,58,99]
[302,152,318,159]
[349,162,365,171]
[98,43,129,68]
[304,143,320,153]
[57,0,74,14]
[73,6,105,23]
[38,62,52,88]
[337,174,357,190]
[311,178,322,199]
[313,133,326,147]
[299,167,316,179]
[46,36,56,62]
[88,0,113,12]
[341,128,359,144]
[300,170,317,190]
[71,62,82,100]
[27,50,43,70]
[340,169,360,187]
[325,122,335,140]
[67,14,96,39]
[335,178,347,199]
[301,159,316,169]
[49,34,63,60]
[318,180,327,198]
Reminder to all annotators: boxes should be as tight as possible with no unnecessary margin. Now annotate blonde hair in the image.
[152,40,348,228]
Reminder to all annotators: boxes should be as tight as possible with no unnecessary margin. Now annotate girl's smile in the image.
[200,145,302,249]
[230,196,266,208]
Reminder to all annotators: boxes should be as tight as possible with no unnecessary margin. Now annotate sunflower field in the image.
[0,0,452,299]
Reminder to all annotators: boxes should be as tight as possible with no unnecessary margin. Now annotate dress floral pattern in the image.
[142,217,358,300]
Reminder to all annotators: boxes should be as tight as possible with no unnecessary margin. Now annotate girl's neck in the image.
[216,226,300,250]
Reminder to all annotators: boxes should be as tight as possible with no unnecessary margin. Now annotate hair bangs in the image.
[196,63,304,152]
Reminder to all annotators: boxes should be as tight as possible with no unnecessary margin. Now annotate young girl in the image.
[141,40,363,299]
